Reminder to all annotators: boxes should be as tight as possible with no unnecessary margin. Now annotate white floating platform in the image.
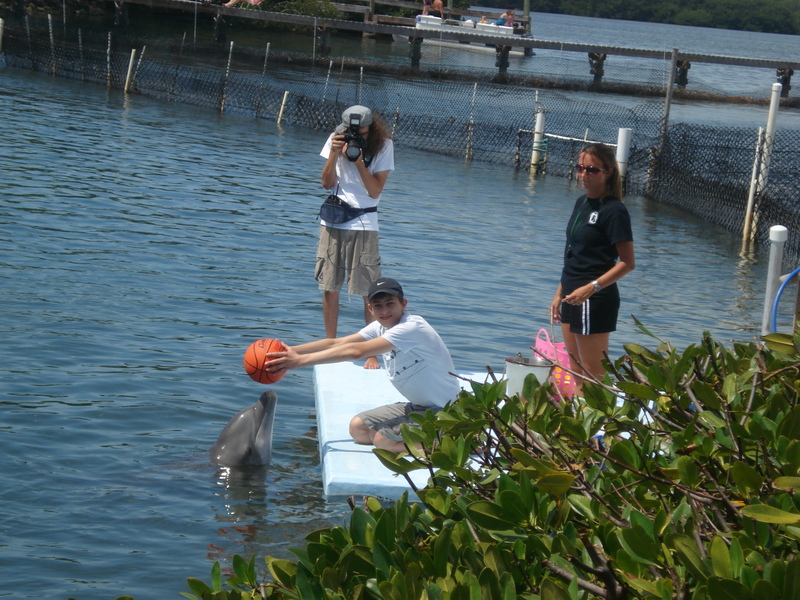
[313,361,495,499]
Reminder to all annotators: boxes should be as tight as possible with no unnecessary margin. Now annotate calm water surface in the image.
[0,63,781,599]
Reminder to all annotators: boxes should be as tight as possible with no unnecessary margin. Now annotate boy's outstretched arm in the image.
[265,335,394,373]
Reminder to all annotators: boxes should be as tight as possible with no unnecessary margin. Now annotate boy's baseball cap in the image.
[367,277,403,300]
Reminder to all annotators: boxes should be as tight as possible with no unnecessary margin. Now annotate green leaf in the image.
[740,504,800,524]
[541,577,571,600]
[619,525,660,566]
[266,558,297,587]
[691,380,722,410]
[559,416,588,442]
[671,535,709,583]
[752,580,780,599]
[608,439,640,470]
[709,536,732,579]
[731,461,763,495]
[186,578,212,597]
[783,559,800,600]
[772,477,800,492]
[418,487,451,516]
[777,406,800,440]
[728,536,744,579]
[349,508,376,546]
[465,500,519,530]
[722,374,738,403]
[536,473,576,495]
[762,332,798,356]
[676,455,699,488]
[373,449,426,474]
[210,561,222,592]
[631,315,664,342]
[706,576,753,600]
[616,381,660,401]
[296,562,326,600]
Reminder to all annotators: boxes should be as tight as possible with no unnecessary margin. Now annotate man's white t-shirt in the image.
[358,312,459,409]
[320,134,395,231]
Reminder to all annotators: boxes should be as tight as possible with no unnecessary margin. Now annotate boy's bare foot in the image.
[363,356,380,369]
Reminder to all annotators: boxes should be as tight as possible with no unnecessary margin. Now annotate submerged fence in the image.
[2,14,799,261]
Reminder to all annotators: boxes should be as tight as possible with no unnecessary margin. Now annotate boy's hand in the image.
[265,344,298,372]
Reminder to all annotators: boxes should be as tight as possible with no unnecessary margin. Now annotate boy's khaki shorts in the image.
[355,401,431,441]
[315,226,381,296]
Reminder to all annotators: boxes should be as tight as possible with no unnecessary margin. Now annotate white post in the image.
[660,48,679,151]
[742,128,764,248]
[743,83,782,247]
[277,91,289,125]
[758,82,782,191]
[530,109,545,173]
[124,49,137,93]
[616,127,632,182]
[762,225,788,335]
[0,19,5,54]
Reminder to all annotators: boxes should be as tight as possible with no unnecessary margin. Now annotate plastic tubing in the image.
[770,266,800,333]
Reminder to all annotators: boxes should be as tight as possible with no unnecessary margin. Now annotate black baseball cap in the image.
[367,277,403,300]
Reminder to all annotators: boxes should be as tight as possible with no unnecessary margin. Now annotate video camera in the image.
[341,113,368,162]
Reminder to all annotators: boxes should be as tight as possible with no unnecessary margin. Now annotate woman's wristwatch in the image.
[592,280,602,293]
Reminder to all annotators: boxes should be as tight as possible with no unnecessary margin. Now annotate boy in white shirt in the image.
[264,277,459,452]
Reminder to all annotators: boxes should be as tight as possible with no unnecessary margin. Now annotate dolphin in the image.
[209,391,278,467]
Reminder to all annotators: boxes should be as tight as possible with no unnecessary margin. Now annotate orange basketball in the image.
[243,338,286,384]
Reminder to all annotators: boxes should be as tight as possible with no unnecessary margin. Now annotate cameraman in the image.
[318,105,394,369]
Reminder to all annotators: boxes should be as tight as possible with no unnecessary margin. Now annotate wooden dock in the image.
[118,0,800,72]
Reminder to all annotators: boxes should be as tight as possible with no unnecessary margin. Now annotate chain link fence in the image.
[2,15,798,261]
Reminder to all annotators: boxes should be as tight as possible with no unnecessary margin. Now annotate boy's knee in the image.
[349,416,372,444]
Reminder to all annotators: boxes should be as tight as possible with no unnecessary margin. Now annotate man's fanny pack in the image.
[318,194,377,224]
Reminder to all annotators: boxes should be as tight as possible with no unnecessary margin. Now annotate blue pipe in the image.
[770,266,800,333]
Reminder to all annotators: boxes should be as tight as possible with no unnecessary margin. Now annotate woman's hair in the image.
[581,143,623,200]
[366,112,390,156]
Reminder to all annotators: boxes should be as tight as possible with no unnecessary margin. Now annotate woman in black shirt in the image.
[549,143,635,394]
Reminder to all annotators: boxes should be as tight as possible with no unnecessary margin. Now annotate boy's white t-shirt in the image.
[320,134,395,231]
[358,312,459,408]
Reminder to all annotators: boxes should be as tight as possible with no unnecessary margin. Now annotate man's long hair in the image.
[581,143,623,200]
[366,112,390,157]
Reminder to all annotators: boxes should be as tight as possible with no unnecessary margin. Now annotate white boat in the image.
[407,15,533,56]
[415,14,515,37]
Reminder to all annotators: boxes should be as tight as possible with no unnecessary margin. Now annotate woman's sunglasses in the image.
[575,165,605,175]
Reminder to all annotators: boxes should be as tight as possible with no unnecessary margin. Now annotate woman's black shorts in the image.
[561,292,619,335]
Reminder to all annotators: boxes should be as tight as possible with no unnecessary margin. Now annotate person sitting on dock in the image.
[263,277,460,453]
[430,0,444,19]
[496,9,515,27]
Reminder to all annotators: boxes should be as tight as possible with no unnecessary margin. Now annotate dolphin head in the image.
[209,391,278,467]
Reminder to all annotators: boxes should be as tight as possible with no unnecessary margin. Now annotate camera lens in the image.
[345,141,361,161]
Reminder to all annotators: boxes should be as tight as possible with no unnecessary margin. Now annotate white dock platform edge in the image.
[313,362,495,499]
